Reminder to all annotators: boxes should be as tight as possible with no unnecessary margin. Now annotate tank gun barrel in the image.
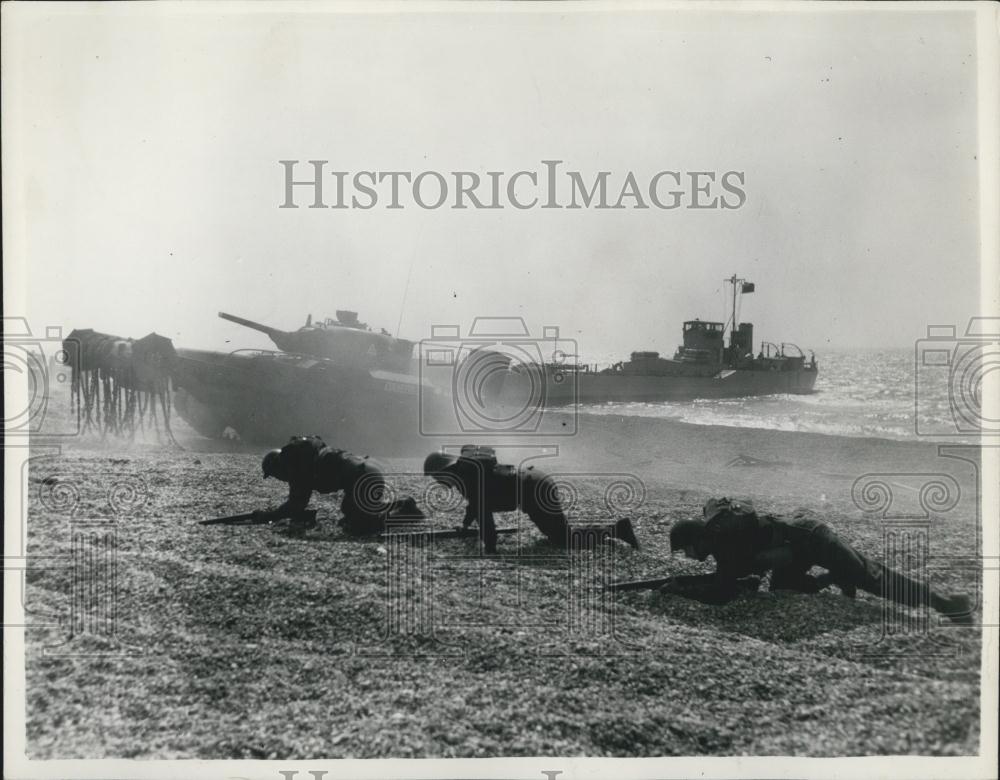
[218,312,289,340]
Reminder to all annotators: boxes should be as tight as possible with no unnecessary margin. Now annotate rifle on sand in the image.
[605,576,674,593]
[381,526,518,541]
[605,574,762,600]
[200,509,318,527]
[200,512,261,526]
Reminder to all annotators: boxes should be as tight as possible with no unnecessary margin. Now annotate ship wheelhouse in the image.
[676,320,726,364]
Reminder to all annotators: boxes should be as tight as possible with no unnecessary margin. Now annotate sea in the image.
[576,349,978,443]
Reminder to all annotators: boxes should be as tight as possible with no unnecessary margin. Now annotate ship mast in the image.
[725,274,742,349]
[724,274,755,350]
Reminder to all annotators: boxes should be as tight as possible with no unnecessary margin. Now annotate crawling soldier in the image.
[667,497,972,622]
[424,445,640,554]
[255,435,409,535]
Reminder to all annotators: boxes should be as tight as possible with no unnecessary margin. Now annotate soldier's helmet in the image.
[262,449,285,480]
[423,451,457,476]
[669,518,706,553]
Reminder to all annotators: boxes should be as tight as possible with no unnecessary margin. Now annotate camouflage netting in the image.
[64,329,178,443]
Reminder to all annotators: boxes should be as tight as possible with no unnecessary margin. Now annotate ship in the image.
[495,276,818,407]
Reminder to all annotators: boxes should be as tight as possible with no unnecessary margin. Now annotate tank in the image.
[218,311,414,372]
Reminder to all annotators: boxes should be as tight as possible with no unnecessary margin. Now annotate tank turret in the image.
[219,311,414,372]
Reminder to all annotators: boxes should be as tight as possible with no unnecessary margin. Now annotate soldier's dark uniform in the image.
[260,435,390,535]
[669,498,971,621]
[425,446,638,554]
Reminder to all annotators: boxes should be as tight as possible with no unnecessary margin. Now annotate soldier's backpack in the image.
[703,497,759,532]
[459,444,498,471]
[703,497,777,549]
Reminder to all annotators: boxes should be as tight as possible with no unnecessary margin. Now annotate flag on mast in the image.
[742,282,755,293]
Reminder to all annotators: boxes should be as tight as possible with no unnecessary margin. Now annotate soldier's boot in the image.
[812,572,835,591]
[931,593,973,624]
[736,575,762,595]
[815,572,857,598]
[483,525,499,555]
[771,570,822,593]
[615,518,640,550]
[876,564,972,623]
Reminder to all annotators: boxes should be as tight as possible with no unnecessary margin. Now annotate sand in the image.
[21,409,983,758]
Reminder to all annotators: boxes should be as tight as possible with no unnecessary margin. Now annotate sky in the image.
[3,3,986,361]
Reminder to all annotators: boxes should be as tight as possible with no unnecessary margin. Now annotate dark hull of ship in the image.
[499,365,819,406]
[171,348,450,454]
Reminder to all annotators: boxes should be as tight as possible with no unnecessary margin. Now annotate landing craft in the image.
[65,311,453,455]
[494,276,818,407]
